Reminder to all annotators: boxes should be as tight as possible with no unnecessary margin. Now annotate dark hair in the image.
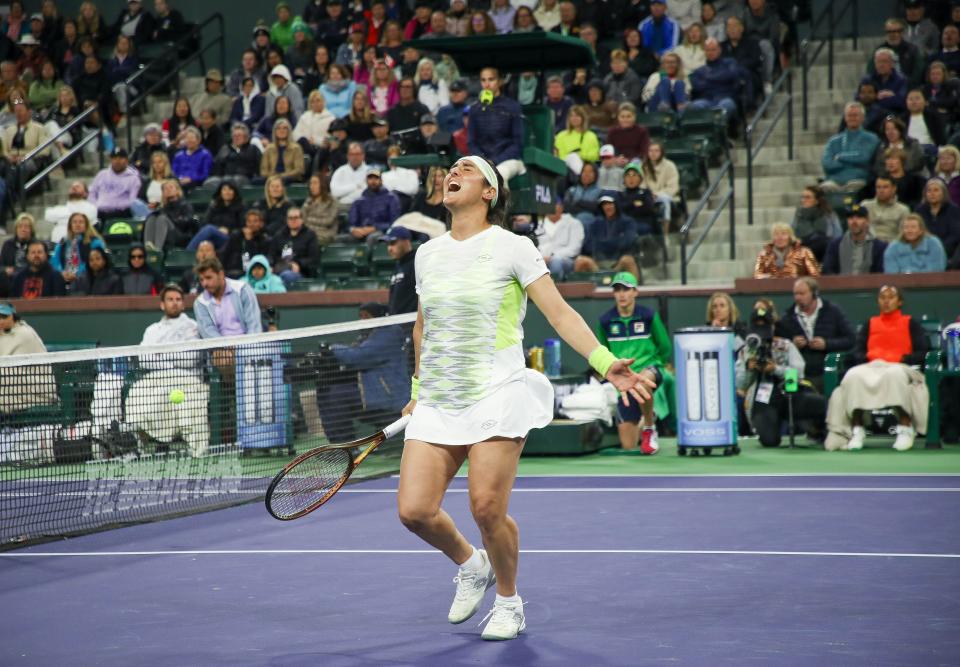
[214,182,241,208]
[160,283,184,299]
[194,257,224,275]
[477,156,510,228]
[27,239,48,255]
[246,208,265,222]
[803,184,832,216]
[87,246,109,272]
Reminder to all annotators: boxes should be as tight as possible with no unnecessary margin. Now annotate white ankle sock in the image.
[460,547,484,571]
[496,593,521,606]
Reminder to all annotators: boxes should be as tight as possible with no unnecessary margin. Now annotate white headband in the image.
[461,155,499,208]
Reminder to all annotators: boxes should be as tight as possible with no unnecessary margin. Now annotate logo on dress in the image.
[477,254,493,263]
[481,419,497,430]
[633,321,645,334]
[610,323,622,335]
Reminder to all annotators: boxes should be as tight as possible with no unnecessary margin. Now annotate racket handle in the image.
[382,414,411,440]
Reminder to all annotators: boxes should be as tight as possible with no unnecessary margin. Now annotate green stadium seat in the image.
[336,277,386,290]
[145,247,164,271]
[240,185,264,203]
[288,279,328,292]
[109,243,133,268]
[320,244,370,278]
[635,111,678,139]
[371,243,395,276]
[678,108,727,159]
[286,183,309,202]
[162,248,195,282]
[187,188,215,213]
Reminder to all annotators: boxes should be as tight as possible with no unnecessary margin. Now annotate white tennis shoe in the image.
[480,598,526,641]
[448,549,496,624]
[893,424,916,451]
[846,426,866,451]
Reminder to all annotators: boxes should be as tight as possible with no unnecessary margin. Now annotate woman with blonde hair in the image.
[345,88,376,142]
[368,59,400,116]
[293,90,336,156]
[916,177,960,258]
[753,222,820,278]
[51,211,105,286]
[75,1,105,44]
[705,291,746,340]
[553,105,600,176]
[140,150,173,209]
[257,175,292,234]
[415,58,449,114]
[142,179,196,250]
[260,118,305,183]
[934,145,960,205]
[883,213,947,273]
[670,23,706,74]
[1,212,37,278]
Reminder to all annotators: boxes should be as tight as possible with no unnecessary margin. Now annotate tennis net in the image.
[0,312,416,547]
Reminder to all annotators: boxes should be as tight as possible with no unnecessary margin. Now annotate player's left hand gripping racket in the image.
[265,414,410,520]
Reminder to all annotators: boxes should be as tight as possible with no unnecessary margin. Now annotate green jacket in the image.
[596,303,671,373]
[270,16,310,51]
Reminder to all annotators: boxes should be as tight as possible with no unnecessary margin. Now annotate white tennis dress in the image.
[405,225,555,445]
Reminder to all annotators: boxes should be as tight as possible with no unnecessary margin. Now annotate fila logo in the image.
[477,254,493,263]
[481,420,498,430]
[633,321,645,334]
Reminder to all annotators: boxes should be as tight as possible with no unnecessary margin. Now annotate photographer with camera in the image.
[736,298,826,448]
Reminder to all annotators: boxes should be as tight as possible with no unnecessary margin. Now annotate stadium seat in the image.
[240,185,263,203]
[286,183,309,202]
[163,248,195,282]
[319,244,370,278]
[370,243,395,276]
[187,188,215,213]
[678,108,727,160]
[288,279,328,292]
[337,277,386,290]
[635,111,678,139]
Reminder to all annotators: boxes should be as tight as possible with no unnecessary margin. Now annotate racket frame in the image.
[265,414,410,520]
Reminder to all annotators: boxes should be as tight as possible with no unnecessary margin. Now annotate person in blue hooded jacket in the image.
[316,302,410,441]
[244,254,287,294]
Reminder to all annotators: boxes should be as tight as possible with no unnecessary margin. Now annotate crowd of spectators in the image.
[0,0,813,296]
[757,4,960,280]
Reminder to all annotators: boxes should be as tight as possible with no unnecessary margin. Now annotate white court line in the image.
[2,549,959,559]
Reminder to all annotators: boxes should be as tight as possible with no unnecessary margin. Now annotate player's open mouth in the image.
[448,182,461,192]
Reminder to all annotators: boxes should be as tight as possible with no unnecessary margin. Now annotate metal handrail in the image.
[799,0,858,130]
[13,105,101,212]
[679,159,735,285]
[23,130,103,195]
[744,68,794,227]
[123,13,226,150]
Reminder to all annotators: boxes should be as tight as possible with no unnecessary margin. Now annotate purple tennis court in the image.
[2,474,959,666]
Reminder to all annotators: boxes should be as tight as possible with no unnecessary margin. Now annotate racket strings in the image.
[268,448,353,519]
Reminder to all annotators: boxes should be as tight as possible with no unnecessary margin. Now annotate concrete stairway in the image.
[647,37,879,286]
[5,73,205,241]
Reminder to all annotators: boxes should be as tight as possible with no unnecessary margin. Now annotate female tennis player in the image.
[399,156,657,640]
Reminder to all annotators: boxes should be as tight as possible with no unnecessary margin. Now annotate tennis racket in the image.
[265,414,410,521]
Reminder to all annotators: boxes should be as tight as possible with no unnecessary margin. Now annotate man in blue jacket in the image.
[346,169,401,246]
[820,102,881,193]
[318,302,410,441]
[638,0,679,57]
[193,257,263,339]
[861,49,907,114]
[467,66,526,181]
[689,39,741,119]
